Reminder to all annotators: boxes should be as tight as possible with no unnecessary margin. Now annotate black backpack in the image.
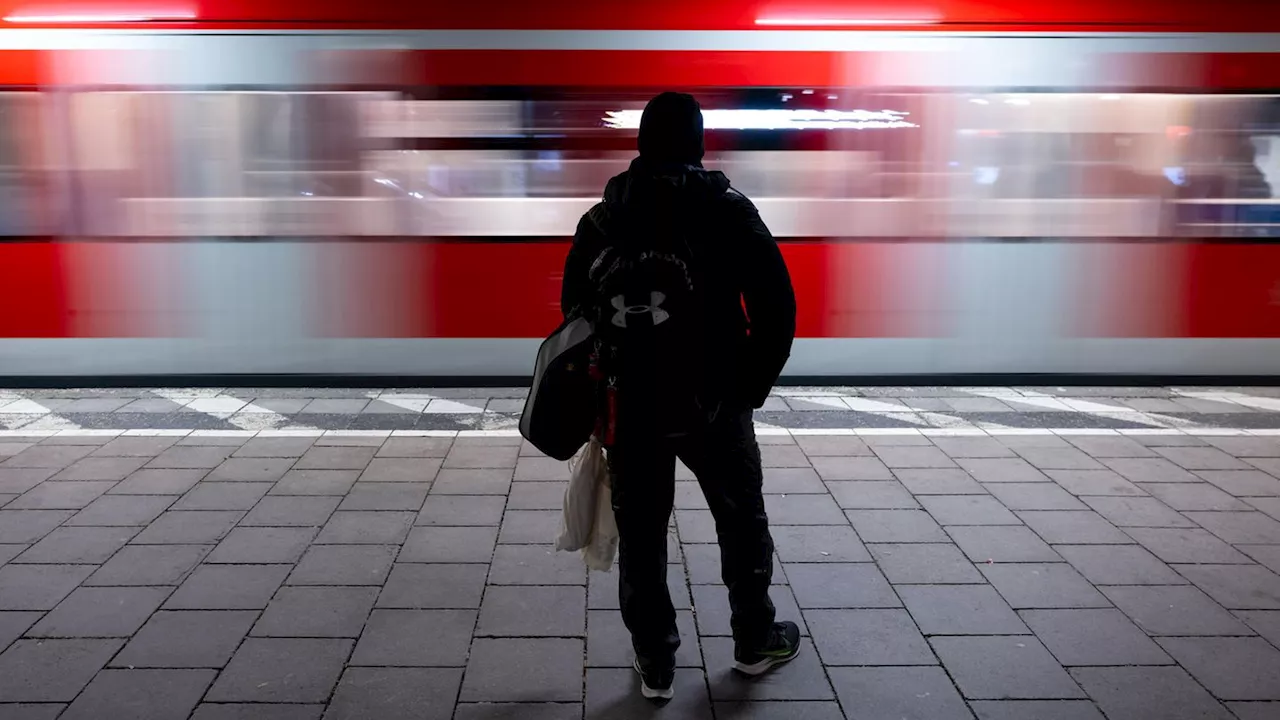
[587,200,715,439]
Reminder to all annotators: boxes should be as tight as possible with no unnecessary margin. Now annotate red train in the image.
[0,0,1278,377]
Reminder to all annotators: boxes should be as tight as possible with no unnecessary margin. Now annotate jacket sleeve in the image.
[561,206,605,319]
[731,193,797,408]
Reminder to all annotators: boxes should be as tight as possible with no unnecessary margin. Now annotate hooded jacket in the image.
[560,157,797,410]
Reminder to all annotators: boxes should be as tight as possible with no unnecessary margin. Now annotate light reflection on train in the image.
[1,46,1280,375]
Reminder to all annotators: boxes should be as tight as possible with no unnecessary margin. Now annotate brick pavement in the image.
[0,421,1278,718]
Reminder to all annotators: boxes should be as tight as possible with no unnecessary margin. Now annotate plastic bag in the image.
[555,437,606,552]
[582,472,618,572]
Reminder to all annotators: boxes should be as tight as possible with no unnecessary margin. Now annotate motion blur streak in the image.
[0,0,1278,377]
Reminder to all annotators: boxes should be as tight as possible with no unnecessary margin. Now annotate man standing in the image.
[560,92,799,701]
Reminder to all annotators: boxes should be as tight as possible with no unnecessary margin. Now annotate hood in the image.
[601,157,731,216]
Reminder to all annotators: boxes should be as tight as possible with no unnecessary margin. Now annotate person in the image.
[560,92,799,701]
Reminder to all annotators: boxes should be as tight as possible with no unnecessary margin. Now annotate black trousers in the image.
[608,409,777,664]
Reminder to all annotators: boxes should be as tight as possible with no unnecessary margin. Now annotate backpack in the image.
[587,198,715,441]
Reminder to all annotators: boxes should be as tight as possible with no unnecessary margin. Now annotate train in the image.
[0,0,1279,379]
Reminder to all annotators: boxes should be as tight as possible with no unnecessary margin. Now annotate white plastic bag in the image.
[582,472,618,572]
[555,437,606,552]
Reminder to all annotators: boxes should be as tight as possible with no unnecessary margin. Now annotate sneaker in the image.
[633,656,675,701]
[733,621,801,676]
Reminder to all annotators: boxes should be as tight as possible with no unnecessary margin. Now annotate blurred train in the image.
[1,0,1280,378]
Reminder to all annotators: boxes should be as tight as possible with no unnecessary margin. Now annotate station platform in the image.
[0,387,1278,719]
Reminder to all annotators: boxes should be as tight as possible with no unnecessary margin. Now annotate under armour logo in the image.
[611,292,669,327]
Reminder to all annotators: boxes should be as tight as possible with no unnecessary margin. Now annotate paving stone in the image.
[1079,495,1195,528]
[762,468,828,494]
[148,446,236,469]
[452,703,582,720]
[772,525,870,563]
[786,563,899,609]
[957,458,1049,483]
[206,637,353,703]
[28,586,169,637]
[349,608,476,667]
[108,469,206,495]
[239,496,341,527]
[0,611,39,650]
[980,563,1110,609]
[804,609,934,666]
[809,456,893,481]
[828,666,972,720]
[429,468,513,496]
[164,564,290,610]
[498,510,560,545]
[590,565,691,610]
[1018,510,1132,544]
[8,482,113,510]
[338,482,430,512]
[58,668,215,720]
[378,564,489,609]
[252,586,379,638]
[287,545,396,587]
[84,544,210,586]
[1197,470,1280,497]
[691,582,806,637]
[205,458,295,482]
[1241,545,1280,574]
[585,667,712,719]
[1045,469,1147,497]
[969,700,1105,720]
[676,510,717,543]
[586,608,700,667]
[869,543,983,583]
[53,456,148,481]
[1154,446,1252,471]
[931,636,1084,700]
[1021,608,1172,666]
[703,637,836,700]
[795,436,873,456]
[294,446,376,471]
[947,525,1062,563]
[985,483,1088,511]
[1248,497,1280,521]
[0,638,122,701]
[504,483,562,513]
[1068,667,1231,720]
[1104,458,1200,484]
[325,667,460,720]
[2,445,94,469]
[233,437,317,458]
[1127,528,1254,564]
[129,507,241,540]
[314,511,415,544]
[1156,637,1280,700]
[1204,437,1280,457]
[357,458,440,484]
[761,445,812,468]
[0,565,95,610]
[1064,435,1156,458]
[447,445,520,471]
[1173,564,1280,610]
[900,584,1029,635]
[683,543,783,586]
[1184,511,1280,544]
[1141,483,1253,511]
[271,470,360,496]
[920,495,1021,526]
[1055,544,1186,585]
[488,545,587,585]
[825,481,920,509]
[846,510,949,543]
[1101,585,1253,636]
[763,494,849,526]
[511,456,567,482]
[0,469,55,495]
[112,610,258,668]
[460,638,583,702]
[931,436,1016,458]
[1226,703,1280,720]
[0,510,73,544]
[13,526,136,563]
[376,437,453,458]
[872,445,956,469]
[92,436,179,457]
[1017,447,1104,471]
[64,495,174,527]
[476,585,585,637]
[894,468,987,495]
[172,482,272,511]
[0,703,65,719]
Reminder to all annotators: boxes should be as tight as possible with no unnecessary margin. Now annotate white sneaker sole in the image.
[634,658,674,700]
[732,643,801,676]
